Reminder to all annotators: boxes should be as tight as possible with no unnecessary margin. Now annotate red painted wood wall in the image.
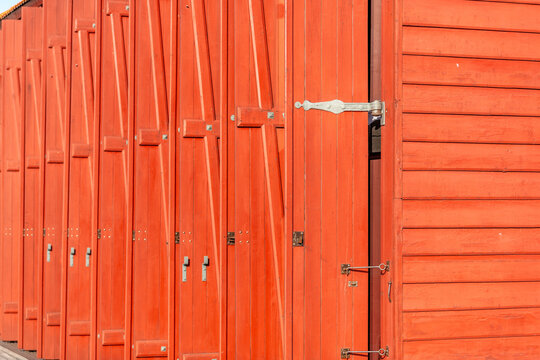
[381,0,540,359]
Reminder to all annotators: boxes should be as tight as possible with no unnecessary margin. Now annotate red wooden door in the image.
[290,1,370,359]
[96,1,131,359]
[230,0,286,358]
[62,0,99,359]
[176,0,220,358]
[20,6,43,351]
[381,1,540,359]
[40,0,69,357]
[130,0,175,359]
[1,18,23,343]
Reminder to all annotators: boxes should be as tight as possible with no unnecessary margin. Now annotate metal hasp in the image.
[293,231,304,247]
[86,248,92,267]
[47,244,52,263]
[182,256,190,282]
[341,261,390,275]
[341,346,389,359]
[70,248,76,267]
[295,99,386,125]
[202,256,210,282]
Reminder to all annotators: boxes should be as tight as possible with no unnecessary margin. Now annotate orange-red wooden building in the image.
[0,0,539,359]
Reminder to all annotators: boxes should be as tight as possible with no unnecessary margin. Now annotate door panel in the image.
[291,0,369,359]
[64,0,98,359]
[21,7,43,351]
[176,0,220,358]
[40,0,69,358]
[1,19,23,343]
[97,1,130,359]
[131,1,173,359]
[231,0,285,358]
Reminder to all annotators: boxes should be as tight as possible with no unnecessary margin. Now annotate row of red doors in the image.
[0,0,376,360]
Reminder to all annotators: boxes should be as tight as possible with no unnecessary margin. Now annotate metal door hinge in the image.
[227,232,235,245]
[97,229,102,239]
[341,346,389,359]
[175,232,180,244]
[292,231,304,247]
[43,228,46,237]
[132,230,136,241]
[295,99,385,125]
[341,261,390,275]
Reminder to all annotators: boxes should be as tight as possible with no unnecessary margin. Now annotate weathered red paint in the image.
[20,6,43,351]
[1,18,23,343]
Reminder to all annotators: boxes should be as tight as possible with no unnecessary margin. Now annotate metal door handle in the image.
[85,248,91,267]
[47,244,52,263]
[388,281,392,303]
[70,247,76,267]
[202,256,209,282]
[182,256,189,282]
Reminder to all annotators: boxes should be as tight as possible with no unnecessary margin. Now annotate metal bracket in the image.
[227,232,235,245]
[43,228,46,237]
[292,231,304,247]
[175,232,180,244]
[70,247,76,267]
[341,261,390,275]
[341,346,389,359]
[47,244,52,263]
[295,99,385,125]
[97,229,102,239]
[202,256,210,282]
[182,256,189,282]
[86,248,91,267]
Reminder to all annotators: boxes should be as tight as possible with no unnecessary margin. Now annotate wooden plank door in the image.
[130,0,175,359]
[382,0,540,359]
[0,27,2,340]
[176,0,220,359]
[20,6,43,351]
[289,1,370,359]
[62,0,99,359]
[96,1,131,359]
[230,0,286,358]
[1,18,23,343]
[40,0,69,357]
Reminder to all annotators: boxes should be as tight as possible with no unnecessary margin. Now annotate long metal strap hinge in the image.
[295,99,385,125]
[341,346,389,359]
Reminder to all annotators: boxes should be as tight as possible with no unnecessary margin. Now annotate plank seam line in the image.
[403,333,540,343]
[403,305,540,313]
[402,141,540,146]
[403,280,540,285]
[403,23,540,35]
[402,52,540,62]
[402,81,540,91]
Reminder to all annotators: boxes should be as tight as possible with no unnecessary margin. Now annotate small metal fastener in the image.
[92,23,96,28]
[348,281,358,287]
[341,261,390,275]
[230,115,235,121]
[162,134,168,140]
[267,111,274,119]
[125,5,130,11]
[160,346,166,352]
[206,124,213,131]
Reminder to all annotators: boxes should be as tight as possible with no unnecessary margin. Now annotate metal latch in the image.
[292,231,304,247]
[47,244,52,263]
[202,256,209,282]
[341,261,390,275]
[295,99,385,125]
[341,346,389,359]
[86,248,91,267]
[70,247,76,267]
[182,256,189,282]
[227,232,235,245]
